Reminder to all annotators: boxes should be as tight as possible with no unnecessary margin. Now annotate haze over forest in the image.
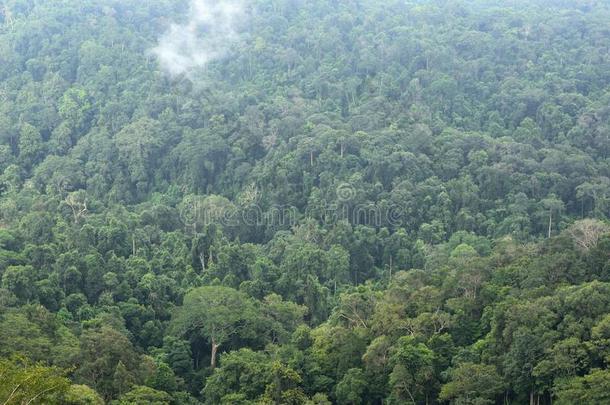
[1,0,610,404]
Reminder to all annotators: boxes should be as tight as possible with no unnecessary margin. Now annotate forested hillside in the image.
[1,0,610,403]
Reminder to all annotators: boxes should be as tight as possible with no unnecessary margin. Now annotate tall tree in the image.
[170,286,258,369]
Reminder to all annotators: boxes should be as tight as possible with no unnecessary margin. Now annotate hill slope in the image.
[0,0,610,404]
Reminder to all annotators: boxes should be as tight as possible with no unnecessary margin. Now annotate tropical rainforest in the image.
[1,0,610,404]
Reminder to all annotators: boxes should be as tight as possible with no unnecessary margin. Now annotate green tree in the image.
[171,286,258,369]
[554,369,610,405]
[202,348,270,404]
[335,368,367,405]
[58,87,92,133]
[0,356,70,405]
[17,123,44,169]
[541,195,565,238]
[75,326,141,400]
[114,118,163,197]
[387,337,436,405]
[261,361,308,405]
[63,385,104,405]
[439,363,504,405]
[114,385,171,405]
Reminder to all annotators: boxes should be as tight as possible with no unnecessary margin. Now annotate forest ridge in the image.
[1,0,610,404]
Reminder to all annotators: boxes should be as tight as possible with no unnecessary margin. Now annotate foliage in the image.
[1,0,610,403]
[0,356,70,405]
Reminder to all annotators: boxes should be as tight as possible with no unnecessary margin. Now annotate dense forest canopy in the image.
[1,0,610,403]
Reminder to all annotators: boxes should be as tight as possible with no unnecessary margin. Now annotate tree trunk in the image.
[210,339,220,369]
[530,391,535,405]
[406,388,416,405]
[199,252,206,271]
[548,209,552,238]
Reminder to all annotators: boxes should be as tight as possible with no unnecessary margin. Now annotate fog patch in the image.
[152,0,245,77]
